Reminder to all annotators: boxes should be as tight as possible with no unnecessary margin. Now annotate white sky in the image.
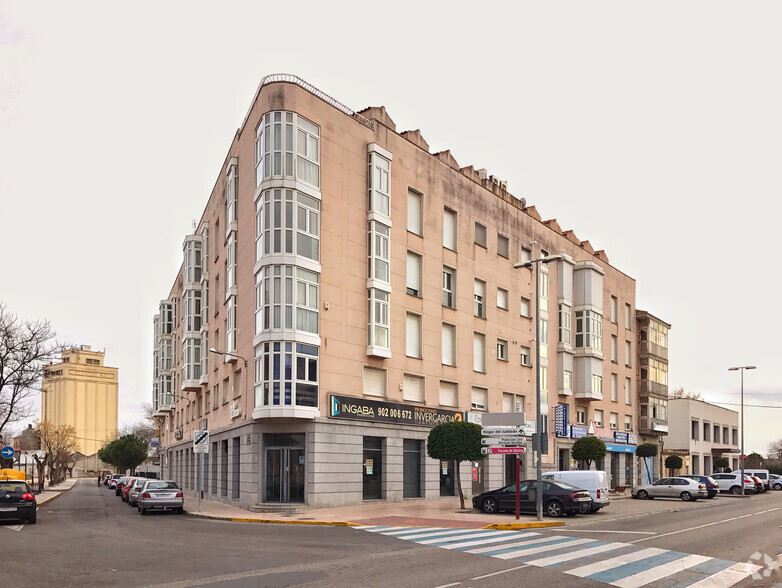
[2,2,780,456]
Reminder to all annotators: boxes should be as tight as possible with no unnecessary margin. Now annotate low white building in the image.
[666,398,740,475]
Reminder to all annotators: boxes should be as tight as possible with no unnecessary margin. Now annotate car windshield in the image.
[0,482,28,493]
[146,481,178,490]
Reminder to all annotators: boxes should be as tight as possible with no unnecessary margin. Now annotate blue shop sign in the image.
[554,404,569,437]
[614,432,629,443]
[605,443,636,454]
[570,425,588,439]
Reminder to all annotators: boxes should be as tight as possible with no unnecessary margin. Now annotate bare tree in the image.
[0,304,59,437]
[35,421,79,485]
[668,387,703,400]
[769,439,782,459]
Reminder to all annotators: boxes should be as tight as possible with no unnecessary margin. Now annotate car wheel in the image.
[590,507,601,513]
[178,507,184,515]
[28,513,37,524]
[140,506,146,516]
[545,500,564,517]
[680,491,692,501]
[774,483,782,491]
[730,486,741,495]
[481,497,498,514]
[637,490,649,500]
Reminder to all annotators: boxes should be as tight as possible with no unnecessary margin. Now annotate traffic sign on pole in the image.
[0,446,14,460]
[481,447,526,455]
[481,437,526,446]
[193,430,209,454]
[481,426,523,436]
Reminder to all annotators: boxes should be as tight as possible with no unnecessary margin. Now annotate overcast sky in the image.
[2,2,780,455]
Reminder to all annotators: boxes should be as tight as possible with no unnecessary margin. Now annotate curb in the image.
[38,494,62,506]
[184,511,358,526]
[482,521,565,530]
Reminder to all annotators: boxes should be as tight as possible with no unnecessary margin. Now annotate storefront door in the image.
[264,434,305,503]
[363,437,383,500]
[440,459,455,496]
[611,452,620,488]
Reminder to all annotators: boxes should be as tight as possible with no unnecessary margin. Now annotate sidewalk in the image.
[36,477,79,506]
[183,494,564,530]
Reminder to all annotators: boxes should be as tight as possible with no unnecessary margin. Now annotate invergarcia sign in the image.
[329,395,463,427]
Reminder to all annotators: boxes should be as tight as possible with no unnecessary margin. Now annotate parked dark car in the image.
[0,480,37,524]
[472,479,592,517]
[751,476,765,494]
[115,476,129,496]
[681,475,719,498]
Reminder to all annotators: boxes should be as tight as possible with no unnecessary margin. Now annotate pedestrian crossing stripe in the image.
[357,526,762,587]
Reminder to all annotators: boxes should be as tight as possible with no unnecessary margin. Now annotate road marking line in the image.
[525,542,627,567]
[684,561,761,588]
[630,508,776,543]
[467,535,571,555]
[432,583,461,588]
[470,564,529,580]
[416,530,519,545]
[378,527,444,536]
[567,547,667,577]
[1,525,23,532]
[611,553,711,588]
[442,532,540,550]
[384,528,473,539]
[494,538,594,560]
[550,529,656,535]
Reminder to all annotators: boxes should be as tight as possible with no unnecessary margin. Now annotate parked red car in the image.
[121,477,140,502]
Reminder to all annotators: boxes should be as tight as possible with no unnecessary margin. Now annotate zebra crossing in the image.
[357,525,761,587]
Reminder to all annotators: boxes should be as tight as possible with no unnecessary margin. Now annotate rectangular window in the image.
[563,370,572,393]
[403,374,424,403]
[406,313,422,359]
[470,386,488,411]
[559,304,571,344]
[474,222,487,247]
[540,365,548,391]
[609,412,618,430]
[439,381,458,407]
[226,296,236,353]
[625,415,632,431]
[520,246,531,263]
[443,208,456,250]
[442,323,456,366]
[540,274,548,313]
[363,366,386,398]
[368,151,390,216]
[594,409,604,428]
[703,422,711,442]
[539,318,548,359]
[625,303,632,330]
[520,345,530,367]
[625,377,632,404]
[473,332,486,373]
[295,192,320,261]
[691,420,699,441]
[406,252,422,297]
[611,336,618,362]
[442,267,456,309]
[407,189,422,236]
[592,375,603,398]
[294,267,319,334]
[367,288,390,350]
[575,310,603,351]
[367,222,390,283]
[497,339,508,361]
[576,408,586,424]
[732,428,738,445]
[520,297,531,318]
[502,392,525,413]
[497,287,508,310]
[473,279,486,319]
[497,234,509,258]
[610,296,618,323]
[611,373,618,402]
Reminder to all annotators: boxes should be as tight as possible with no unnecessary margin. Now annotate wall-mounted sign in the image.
[605,443,636,454]
[613,432,629,443]
[364,459,373,475]
[229,402,242,419]
[441,461,448,475]
[570,426,588,439]
[554,404,569,437]
[627,433,638,445]
[652,423,669,433]
[329,395,462,427]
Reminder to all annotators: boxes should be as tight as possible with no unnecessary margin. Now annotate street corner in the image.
[482,520,565,530]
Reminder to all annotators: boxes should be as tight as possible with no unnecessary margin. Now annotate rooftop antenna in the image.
[192,219,197,231]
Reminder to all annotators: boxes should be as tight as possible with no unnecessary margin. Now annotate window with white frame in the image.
[497,287,508,310]
[497,234,509,258]
[497,339,508,361]
[226,165,237,225]
[609,412,618,430]
[254,342,319,408]
[611,373,618,402]
[226,296,236,353]
[474,222,487,247]
[184,238,203,284]
[442,323,456,366]
[625,414,632,431]
[439,381,458,407]
[255,111,319,188]
[625,303,632,329]
[540,274,548,312]
[539,365,548,391]
[474,279,486,319]
[539,318,548,359]
[502,392,525,413]
[368,151,390,216]
[226,233,237,289]
[625,377,632,404]
[611,335,618,362]
[520,246,531,263]
[403,374,424,402]
[442,267,456,309]
[296,268,319,333]
[473,332,486,373]
[559,304,571,344]
[367,289,390,350]
[406,313,422,359]
[200,332,208,378]
[592,374,603,397]
[183,289,202,333]
[520,297,531,318]
[443,208,456,250]
[182,338,202,382]
[255,189,320,262]
[594,409,604,427]
[362,366,386,398]
[407,189,422,236]
[367,221,390,283]
[296,192,320,261]
[520,345,531,367]
[576,407,586,424]
[255,265,319,335]
[610,296,617,323]
[625,340,632,366]
[406,252,422,297]
[471,386,488,411]
[575,310,603,350]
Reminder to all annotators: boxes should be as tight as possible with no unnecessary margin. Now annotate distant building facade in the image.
[41,346,119,456]
[152,74,649,511]
[13,424,40,452]
[666,398,740,475]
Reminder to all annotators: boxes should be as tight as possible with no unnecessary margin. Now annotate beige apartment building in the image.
[41,346,119,456]
[153,74,646,510]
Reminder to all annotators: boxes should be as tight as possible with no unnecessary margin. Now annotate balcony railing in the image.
[639,340,668,360]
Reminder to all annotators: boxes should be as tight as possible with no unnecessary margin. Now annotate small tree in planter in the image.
[427,421,483,510]
[713,457,729,473]
[571,437,607,470]
[636,443,658,482]
[664,454,683,476]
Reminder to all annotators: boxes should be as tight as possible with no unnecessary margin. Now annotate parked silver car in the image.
[137,480,184,515]
[633,476,708,501]
[770,474,782,491]
[127,478,147,507]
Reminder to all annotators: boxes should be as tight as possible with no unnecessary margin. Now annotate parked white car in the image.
[711,472,756,494]
[632,477,707,501]
[732,469,771,491]
[542,470,611,512]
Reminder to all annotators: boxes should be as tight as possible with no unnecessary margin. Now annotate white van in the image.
[542,470,611,512]
[733,469,771,491]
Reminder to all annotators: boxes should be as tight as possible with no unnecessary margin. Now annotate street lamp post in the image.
[728,365,756,496]
[514,254,561,521]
